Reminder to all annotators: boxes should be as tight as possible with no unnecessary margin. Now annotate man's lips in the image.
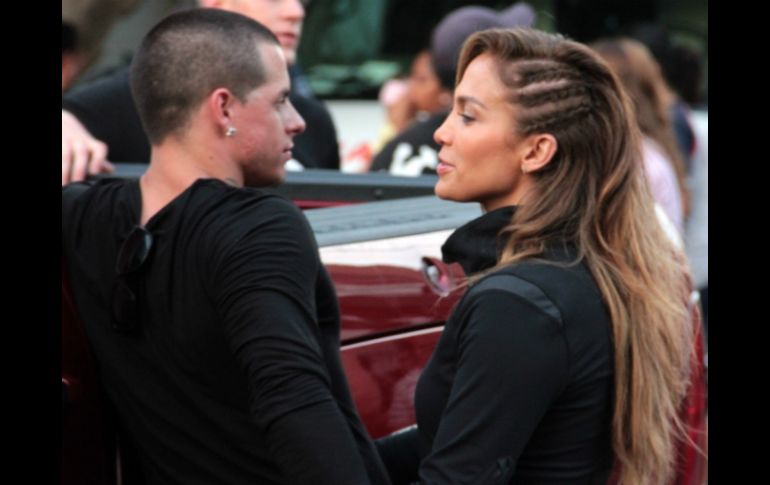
[276,33,299,46]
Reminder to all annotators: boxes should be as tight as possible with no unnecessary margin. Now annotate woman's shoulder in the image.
[478,250,589,295]
[467,254,602,323]
[468,268,566,328]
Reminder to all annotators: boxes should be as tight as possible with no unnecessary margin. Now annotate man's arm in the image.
[62,109,113,185]
[62,67,152,184]
[210,197,387,484]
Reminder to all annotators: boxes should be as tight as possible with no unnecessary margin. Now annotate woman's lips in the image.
[436,160,454,175]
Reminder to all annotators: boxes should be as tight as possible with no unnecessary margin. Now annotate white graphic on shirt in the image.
[389,143,439,176]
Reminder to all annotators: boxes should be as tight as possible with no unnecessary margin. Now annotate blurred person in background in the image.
[62,0,142,80]
[373,49,452,154]
[628,23,705,168]
[593,38,689,237]
[628,25,708,335]
[62,21,83,92]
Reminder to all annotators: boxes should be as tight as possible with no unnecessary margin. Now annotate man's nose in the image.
[287,102,306,135]
[282,0,305,21]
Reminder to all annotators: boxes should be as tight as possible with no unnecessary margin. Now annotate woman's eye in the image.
[459,112,474,124]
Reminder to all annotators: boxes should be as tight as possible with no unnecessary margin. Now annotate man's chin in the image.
[267,169,286,187]
[282,48,297,66]
[244,167,285,188]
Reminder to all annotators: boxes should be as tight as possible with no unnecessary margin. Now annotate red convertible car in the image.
[62,167,707,484]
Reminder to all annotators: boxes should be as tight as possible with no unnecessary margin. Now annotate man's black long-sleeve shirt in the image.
[62,178,387,484]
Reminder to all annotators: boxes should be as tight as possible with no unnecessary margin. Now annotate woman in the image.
[404,28,695,484]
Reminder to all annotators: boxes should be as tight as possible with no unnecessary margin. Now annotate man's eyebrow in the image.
[276,88,290,100]
[456,95,487,109]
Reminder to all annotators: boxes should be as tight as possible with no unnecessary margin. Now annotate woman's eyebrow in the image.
[456,95,487,109]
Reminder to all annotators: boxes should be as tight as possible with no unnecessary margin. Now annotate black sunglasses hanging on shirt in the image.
[112,225,153,334]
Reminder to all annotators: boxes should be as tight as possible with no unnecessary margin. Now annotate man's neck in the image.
[139,138,240,225]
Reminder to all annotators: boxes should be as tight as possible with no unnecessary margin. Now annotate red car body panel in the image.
[674,298,708,485]
[341,328,443,439]
[293,199,356,210]
[62,262,117,485]
[328,262,465,342]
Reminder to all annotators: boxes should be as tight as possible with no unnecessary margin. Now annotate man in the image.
[62,9,389,484]
[62,0,340,185]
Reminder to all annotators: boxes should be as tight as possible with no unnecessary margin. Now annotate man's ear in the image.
[521,133,558,174]
[206,88,237,133]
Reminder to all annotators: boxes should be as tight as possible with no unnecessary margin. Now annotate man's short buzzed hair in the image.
[130,8,279,145]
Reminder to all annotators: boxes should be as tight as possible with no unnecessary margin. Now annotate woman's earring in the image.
[226,126,237,137]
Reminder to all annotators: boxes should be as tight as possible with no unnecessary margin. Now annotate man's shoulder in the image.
[62,179,136,245]
[62,177,131,207]
[190,184,315,259]
[190,181,304,227]
[240,190,301,220]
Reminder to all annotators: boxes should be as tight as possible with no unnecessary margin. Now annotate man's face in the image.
[229,43,306,186]
[216,0,306,65]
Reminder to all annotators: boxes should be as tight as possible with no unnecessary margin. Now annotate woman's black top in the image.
[413,206,615,484]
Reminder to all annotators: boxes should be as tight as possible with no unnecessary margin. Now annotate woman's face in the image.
[433,53,535,211]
